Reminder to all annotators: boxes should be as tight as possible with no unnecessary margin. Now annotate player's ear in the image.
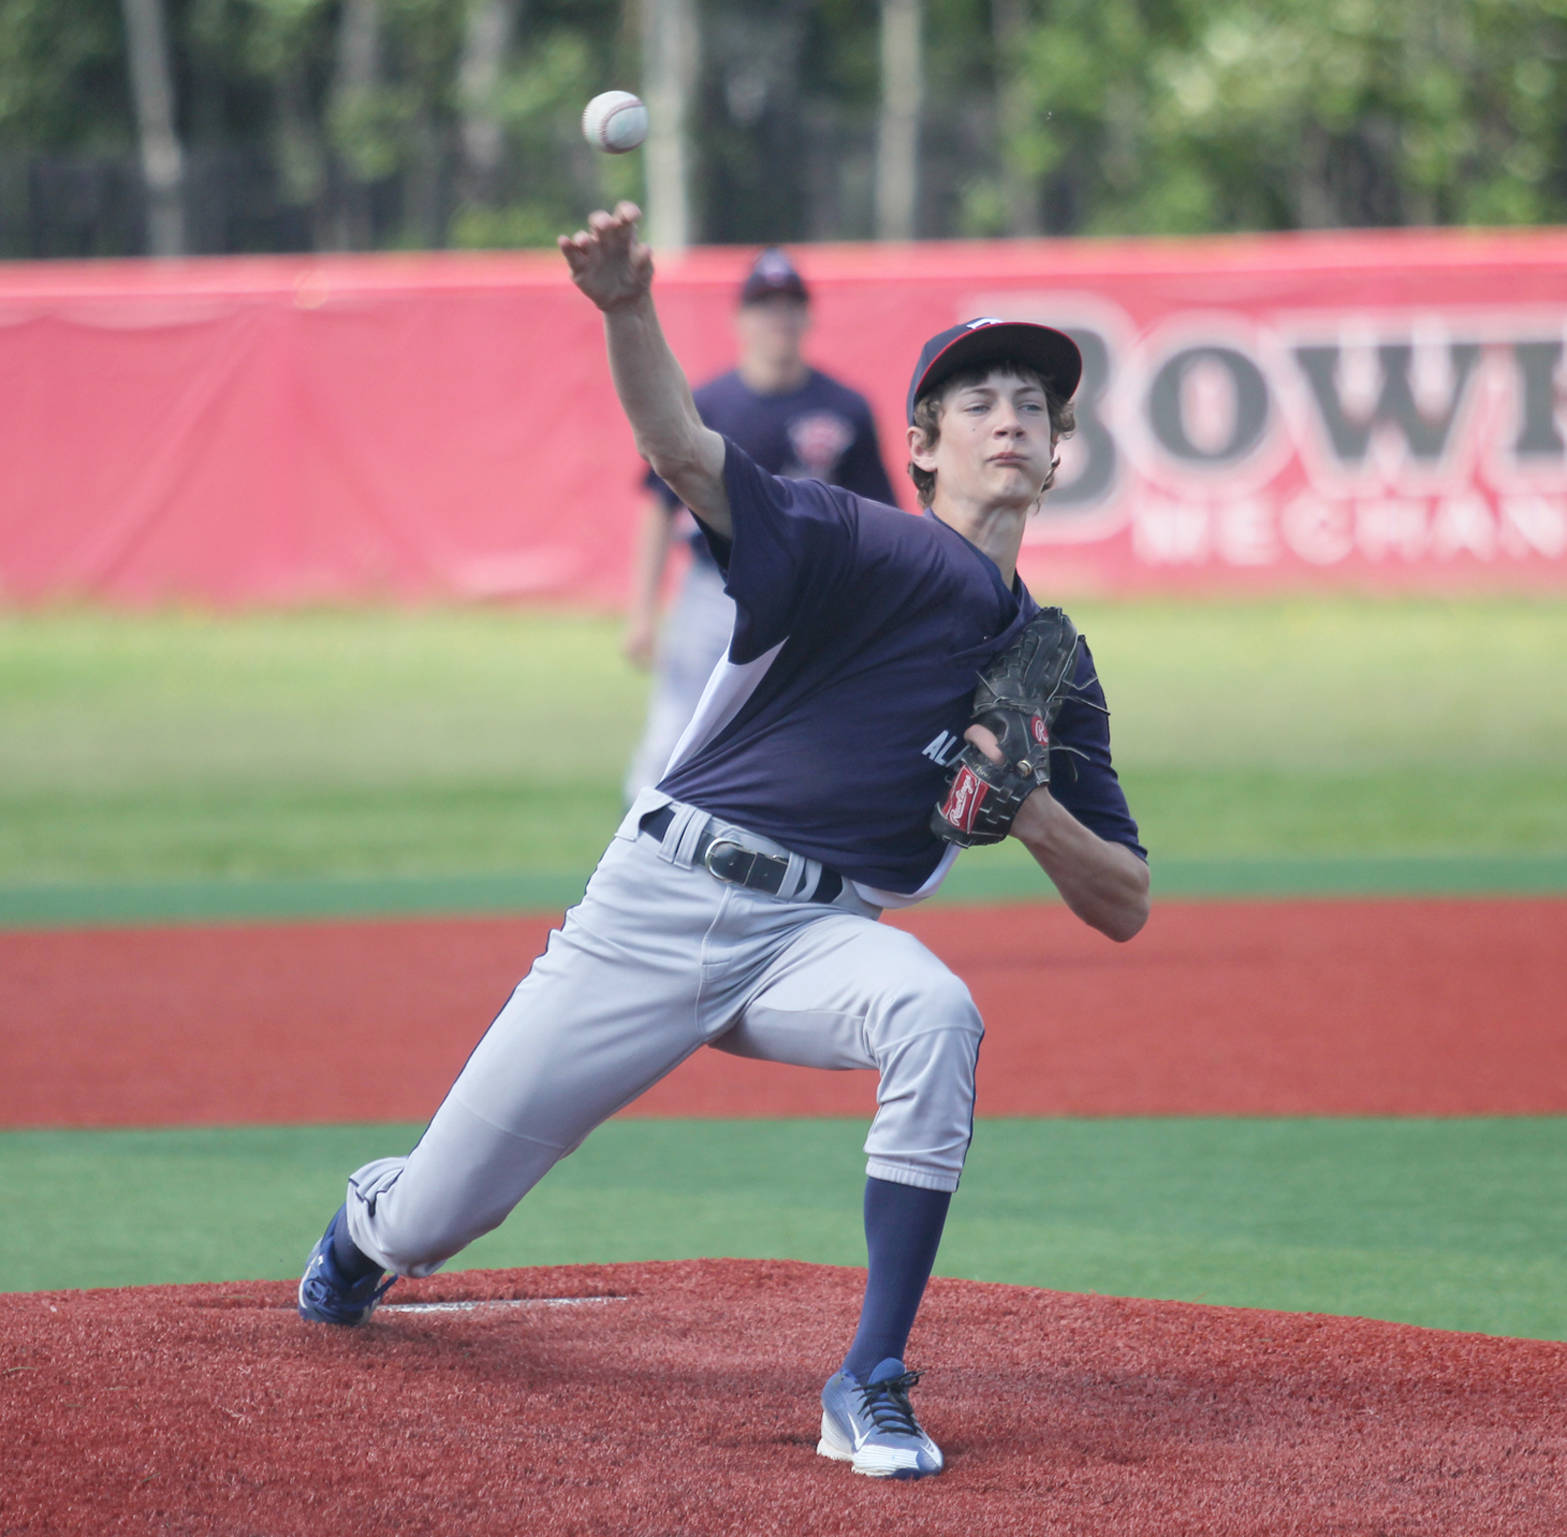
[907,420,938,472]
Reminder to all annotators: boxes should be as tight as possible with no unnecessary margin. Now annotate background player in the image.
[621,246,898,799]
[298,203,1149,1481]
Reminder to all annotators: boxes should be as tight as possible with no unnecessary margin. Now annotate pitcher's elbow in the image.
[1107,868,1151,942]
[1108,897,1150,943]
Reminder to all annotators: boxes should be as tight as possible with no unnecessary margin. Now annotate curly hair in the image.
[907,361,1076,508]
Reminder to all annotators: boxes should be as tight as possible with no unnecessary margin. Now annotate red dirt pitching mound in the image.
[2,1260,1562,1537]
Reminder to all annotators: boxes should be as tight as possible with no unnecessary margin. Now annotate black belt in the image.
[640,805,845,904]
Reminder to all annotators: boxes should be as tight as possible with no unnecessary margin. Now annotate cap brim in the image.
[909,322,1082,420]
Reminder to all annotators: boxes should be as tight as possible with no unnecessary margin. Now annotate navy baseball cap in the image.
[740,247,810,305]
[906,317,1082,421]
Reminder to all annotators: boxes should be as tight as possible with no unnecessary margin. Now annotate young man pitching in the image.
[298,203,1148,1481]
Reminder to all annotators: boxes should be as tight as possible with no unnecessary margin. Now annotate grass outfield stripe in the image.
[0,871,592,928]
[3,851,1566,928]
[4,1117,1562,1342]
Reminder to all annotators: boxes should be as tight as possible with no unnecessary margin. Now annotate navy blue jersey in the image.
[658,440,1144,901]
[645,369,898,569]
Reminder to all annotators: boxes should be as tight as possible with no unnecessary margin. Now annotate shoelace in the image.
[854,1370,925,1435]
[349,1272,396,1306]
[305,1259,394,1311]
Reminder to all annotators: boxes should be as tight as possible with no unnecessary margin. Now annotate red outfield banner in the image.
[2,226,1564,607]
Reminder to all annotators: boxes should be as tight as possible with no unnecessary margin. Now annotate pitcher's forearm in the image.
[1012,790,1150,942]
[604,299,729,534]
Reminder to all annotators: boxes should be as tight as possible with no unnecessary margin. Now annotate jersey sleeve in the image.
[1048,641,1147,860]
[699,436,859,663]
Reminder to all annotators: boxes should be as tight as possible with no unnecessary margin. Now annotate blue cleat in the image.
[297,1205,396,1326]
[817,1357,944,1479]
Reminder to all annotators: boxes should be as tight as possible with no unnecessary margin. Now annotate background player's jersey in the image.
[658,440,1144,900]
[645,369,898,568]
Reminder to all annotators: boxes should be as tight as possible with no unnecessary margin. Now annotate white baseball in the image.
[582,91,648,154]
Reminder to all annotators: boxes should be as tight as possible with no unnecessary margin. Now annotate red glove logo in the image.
[1030,714,1050,748]
[940,765,988,832]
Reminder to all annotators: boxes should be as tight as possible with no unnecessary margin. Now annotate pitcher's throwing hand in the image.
[558,202,653,312]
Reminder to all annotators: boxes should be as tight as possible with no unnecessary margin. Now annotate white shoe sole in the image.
[816,1412,942,1478]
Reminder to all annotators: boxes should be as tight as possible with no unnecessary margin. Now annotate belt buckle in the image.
[702,835,749,884]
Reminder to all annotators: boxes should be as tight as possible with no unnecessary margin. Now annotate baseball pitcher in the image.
[298,203,1150,1482]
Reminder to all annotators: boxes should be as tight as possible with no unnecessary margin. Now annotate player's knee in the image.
[882,964,983,1045]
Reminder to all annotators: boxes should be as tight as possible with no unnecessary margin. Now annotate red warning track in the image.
[3,1259,1563,1536]
[1,896,1562,1127]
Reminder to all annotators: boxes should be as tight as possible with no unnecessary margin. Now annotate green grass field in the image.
[6,1118,1564,1341]
[3,596,1564,1334]
[3,596,1565,916]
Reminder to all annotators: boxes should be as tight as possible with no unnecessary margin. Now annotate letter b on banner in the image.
[1046,327,1116,508]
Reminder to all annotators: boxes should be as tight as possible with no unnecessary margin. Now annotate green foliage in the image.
[995,0,1567,235]
[0,0,124,147]
[5,0,1566,251]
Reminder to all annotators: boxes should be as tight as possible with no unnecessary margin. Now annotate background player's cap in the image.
[740,247,810,306]
[906,318,1082,421]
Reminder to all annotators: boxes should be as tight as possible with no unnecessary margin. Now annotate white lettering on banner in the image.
[1281,495,1356,566]
[1216,499,1277,566]
[1500,496,1567,558]
[1357,500,1428,562]
[1132,498,1276,565]
[1430,494,1497,560]
[1130,493,1567,568]
[1132,498,1210,563]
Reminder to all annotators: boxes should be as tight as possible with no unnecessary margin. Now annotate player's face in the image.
[736,296,810,369]
[922,369,1056,512]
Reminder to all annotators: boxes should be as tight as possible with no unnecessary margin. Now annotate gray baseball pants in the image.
[344,790,984,1278]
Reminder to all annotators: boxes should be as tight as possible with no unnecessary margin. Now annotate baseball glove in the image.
[930,606,1081,847]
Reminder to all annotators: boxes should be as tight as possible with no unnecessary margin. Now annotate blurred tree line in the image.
[1,0,1564,259]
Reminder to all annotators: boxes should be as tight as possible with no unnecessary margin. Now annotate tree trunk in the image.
[993,0,1041,236]
[643,0,698,251]
[119,0,186,256]
[329,0,383,250]
[273,61,330,249]
[876,0,922,240]
[457,0,525,208]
